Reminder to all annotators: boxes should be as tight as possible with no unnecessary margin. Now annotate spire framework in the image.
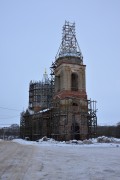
[56,21,83,60]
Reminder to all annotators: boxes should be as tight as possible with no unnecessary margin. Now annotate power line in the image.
[0,124,16,125]
[0,106,21,112]
[0,115,20,120]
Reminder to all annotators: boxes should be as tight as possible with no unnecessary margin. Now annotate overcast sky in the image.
[0,0,120,126]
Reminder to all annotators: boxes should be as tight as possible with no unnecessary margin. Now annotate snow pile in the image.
[83,139,93,144]
[69,139,93,144]
[38,136,57,143]
[97,136,120,143]
[37,136,120,145]
[12,136,120,147]
[37,137,93,145]
[69,139,79,144]
[37,136,66,145]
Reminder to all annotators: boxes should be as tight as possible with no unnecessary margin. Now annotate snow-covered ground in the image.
[0,137,120,180]
[12,136,120,148]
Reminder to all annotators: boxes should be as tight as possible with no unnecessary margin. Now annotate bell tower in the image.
[54,21,87,101]
[50,21,96,141]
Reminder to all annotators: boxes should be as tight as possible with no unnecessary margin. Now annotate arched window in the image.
[55,75,60,92]
[72,102,78,112]
[71,73,78,91]
[58,75,60,91]
[72,103,78,106]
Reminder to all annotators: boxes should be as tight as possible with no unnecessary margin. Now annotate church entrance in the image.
[71,121,80,140]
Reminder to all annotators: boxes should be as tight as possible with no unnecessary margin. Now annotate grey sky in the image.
[0,0,120,126]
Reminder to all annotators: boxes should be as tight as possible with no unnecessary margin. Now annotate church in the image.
[20,21,97,141]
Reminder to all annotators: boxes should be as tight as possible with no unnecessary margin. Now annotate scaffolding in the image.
[50,61,56,100]
[20,98,97,141]
[56,21,83,60]
[20,108,52,141]
[87,100,97,138]
[50,98,97,141]
[20,21,97,141]
[29,79,53,111]
[20,111,32,140]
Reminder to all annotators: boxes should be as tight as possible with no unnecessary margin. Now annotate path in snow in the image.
[0,140,120,180]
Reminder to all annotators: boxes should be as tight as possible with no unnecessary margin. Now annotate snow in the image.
[11,137,120,179]
[1,137,120,179]
[27,108,50,115]
[27,108,34,115]
[12,136,120,148]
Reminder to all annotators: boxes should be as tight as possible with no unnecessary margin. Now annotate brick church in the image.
[20,21,97,141]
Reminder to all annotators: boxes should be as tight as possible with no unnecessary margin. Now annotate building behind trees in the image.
[0,124,20,140]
